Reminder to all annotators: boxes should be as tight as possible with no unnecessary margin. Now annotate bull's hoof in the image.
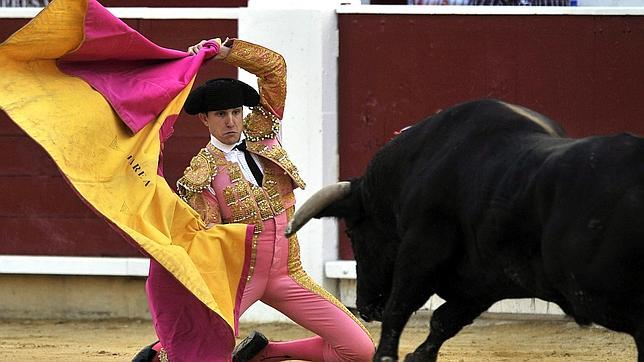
[404,351,437,362]
[376,357,397,362]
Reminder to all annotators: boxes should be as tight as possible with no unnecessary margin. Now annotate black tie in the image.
[234,140,264,186]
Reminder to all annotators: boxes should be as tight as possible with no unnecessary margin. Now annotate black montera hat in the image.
[184,78,260,115]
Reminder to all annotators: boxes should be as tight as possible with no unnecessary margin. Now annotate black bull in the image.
[286,99,644,361]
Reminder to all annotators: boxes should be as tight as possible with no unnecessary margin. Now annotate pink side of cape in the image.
[58,0,218,133]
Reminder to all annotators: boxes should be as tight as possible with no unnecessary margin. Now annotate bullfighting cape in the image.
[0,0,253,350]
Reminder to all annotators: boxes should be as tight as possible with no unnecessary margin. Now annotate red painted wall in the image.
[4,13,644,260]
[337,14,644,259]
[0,18,237,256]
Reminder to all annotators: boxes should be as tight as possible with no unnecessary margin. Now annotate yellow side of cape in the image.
[0,0,248,329]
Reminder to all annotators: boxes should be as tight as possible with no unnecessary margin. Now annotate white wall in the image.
[237,0,340,323]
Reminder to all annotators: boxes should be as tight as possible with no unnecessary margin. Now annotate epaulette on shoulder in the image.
[176,148,218,202]
[243,106,280,142]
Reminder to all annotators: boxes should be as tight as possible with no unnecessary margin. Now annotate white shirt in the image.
[210,134,264,187]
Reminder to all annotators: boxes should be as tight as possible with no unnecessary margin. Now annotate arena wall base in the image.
[0,274,150,320]
[330,261,566,318]
[0,273,567,322]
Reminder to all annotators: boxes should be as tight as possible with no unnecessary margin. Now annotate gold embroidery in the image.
[223,171,287,225]
[253,187,274,220]
[176,148,218,202]
[244,106,280,142]
[247,232,259,281]
[205,144,229,167]
[224,40,287,118]
[158,348,169,362]
[246,142,306,190]
[228,163,243,184]
[263,168,287,215]
[187,192,222,225]
[223,187,235,207]
[284,207,372,340]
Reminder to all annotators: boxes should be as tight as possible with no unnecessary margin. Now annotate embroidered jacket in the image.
[176,39,305,231]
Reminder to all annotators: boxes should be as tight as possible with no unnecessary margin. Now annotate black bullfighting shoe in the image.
[232,331,269,362]
[131,340,159,362]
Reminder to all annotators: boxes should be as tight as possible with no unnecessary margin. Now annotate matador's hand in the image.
[187,38,221,57]
[188,38,230,59]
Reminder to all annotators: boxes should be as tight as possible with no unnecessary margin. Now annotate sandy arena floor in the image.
[0,317,637,361]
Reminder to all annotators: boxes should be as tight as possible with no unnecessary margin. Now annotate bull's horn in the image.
[285,181,351,237]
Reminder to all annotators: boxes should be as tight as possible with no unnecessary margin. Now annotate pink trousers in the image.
[146,212,374,361]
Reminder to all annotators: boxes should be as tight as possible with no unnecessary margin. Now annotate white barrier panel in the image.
[236,0,341,324]
[326,260,565,316]
[0,255,149,276]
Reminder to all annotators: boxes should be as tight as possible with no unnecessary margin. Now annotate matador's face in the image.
[199,106,244,145]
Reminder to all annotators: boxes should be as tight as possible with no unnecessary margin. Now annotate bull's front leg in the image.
[404,299,491,361]
[375,276,434,362]
[373,223,453,361]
